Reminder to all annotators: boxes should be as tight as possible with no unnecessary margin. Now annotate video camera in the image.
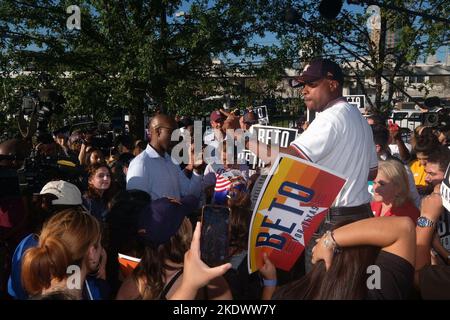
[16,149,83,195]
[21,88,65,141]
[13,83,84,195]
[70,121,115,157]
[422,97,449,128]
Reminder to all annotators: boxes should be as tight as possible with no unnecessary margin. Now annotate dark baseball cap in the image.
[243,110,258,124]
[291,58,344,87]
[210,110,225,122]
[137,195,199,246]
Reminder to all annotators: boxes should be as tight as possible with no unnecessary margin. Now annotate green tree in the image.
[0,0,283,138]
[1,0,447,139]
[273,0,449,115]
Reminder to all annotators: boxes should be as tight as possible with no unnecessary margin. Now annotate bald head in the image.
[0,138,31,168]
[148,114,178,154]
[149,114,177,132]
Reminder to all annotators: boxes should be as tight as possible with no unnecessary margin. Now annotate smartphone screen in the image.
[200,205,231,267]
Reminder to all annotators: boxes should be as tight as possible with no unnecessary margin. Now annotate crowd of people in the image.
[1,57,450,300]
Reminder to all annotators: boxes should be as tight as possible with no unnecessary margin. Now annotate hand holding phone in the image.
[200,205,231,267]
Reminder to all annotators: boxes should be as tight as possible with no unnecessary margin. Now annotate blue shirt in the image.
[126,144,202,200]
[7,233,109,300]
[8,234,38,299]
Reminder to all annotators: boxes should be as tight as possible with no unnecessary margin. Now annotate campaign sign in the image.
[440,164,450,212]
[237,125,298,169]
[250,174,268,210]
[118,253,141,278]
[254,105,269,125]
[344,95,365,112]
[248,154,346,273]
[237,149,266,170]
[253,125,298,149]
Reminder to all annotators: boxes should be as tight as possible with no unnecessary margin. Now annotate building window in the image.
[410,76,425,83]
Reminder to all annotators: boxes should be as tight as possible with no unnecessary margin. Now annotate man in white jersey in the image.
[244,58,378,272]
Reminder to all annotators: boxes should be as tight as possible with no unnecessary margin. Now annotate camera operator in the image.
[78,129,110,168]
[0,138,32,298]
[68,130,83,158]
[78,136,106,168]
[52,126,80,163]
[35,132,67,159]
[0,138,32,231]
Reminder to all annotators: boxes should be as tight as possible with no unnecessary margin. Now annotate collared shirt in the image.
[8,234,109,300]
[126,144,202,200]
[290,98,378,207]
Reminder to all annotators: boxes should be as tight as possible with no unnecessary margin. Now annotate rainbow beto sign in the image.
[248,154,347,273]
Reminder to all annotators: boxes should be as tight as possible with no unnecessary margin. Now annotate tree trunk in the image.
[375,14,387,111]
[129,103,145,141]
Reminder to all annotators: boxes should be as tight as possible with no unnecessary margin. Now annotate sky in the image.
[22,0,448,64]
[176,0,447,64]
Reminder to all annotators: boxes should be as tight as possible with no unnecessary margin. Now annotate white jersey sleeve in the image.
[290,114,336,163]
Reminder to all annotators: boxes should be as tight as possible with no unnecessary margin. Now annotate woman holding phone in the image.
[116,196,232,300]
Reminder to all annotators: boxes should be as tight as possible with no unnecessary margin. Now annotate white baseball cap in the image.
[38,180,82,205]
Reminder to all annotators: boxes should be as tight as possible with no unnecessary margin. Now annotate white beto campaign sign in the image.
[344,95,365,113]
[237,125,299,169]
[254,105,269,125]
[441,164,450,212]
[439,163,450,251]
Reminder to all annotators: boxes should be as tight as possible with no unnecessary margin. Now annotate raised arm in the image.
[312,216,416,270]
[246,137,301,165]
[390,127,411,162]
[170,222,232,300]
[259,253,277,300]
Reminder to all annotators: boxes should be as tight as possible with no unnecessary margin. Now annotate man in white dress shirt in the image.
[126,114,202,200]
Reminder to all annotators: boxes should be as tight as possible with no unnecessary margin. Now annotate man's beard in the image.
[423,183,436,195]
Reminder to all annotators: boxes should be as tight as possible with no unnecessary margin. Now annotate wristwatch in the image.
[417,216,435,228]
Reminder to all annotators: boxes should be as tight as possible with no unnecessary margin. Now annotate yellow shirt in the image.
[409,159,426,187]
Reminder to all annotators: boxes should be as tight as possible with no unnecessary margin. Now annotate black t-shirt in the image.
[366,250,414,300]
[223,253,263,300]
[437,209,450,251]
[272,250,414,300]
[419,265,450,300]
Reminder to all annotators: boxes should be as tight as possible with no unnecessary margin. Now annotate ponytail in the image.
[20,207,101,296]
[22,237,71,296]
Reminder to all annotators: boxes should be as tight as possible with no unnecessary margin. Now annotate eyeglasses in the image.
[157,126,175,133]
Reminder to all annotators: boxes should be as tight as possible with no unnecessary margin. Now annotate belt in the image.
[328,203,371,216]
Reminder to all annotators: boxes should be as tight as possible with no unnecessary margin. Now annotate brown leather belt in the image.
[328,203,371,216]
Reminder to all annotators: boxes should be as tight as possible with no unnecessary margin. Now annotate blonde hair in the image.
[378,160,411,207]
[21,208,101,296]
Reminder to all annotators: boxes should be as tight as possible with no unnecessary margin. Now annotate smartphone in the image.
[200,205,231,267]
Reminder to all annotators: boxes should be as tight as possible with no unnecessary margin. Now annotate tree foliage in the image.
[0,0,448,138]
[274,0,449,115]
